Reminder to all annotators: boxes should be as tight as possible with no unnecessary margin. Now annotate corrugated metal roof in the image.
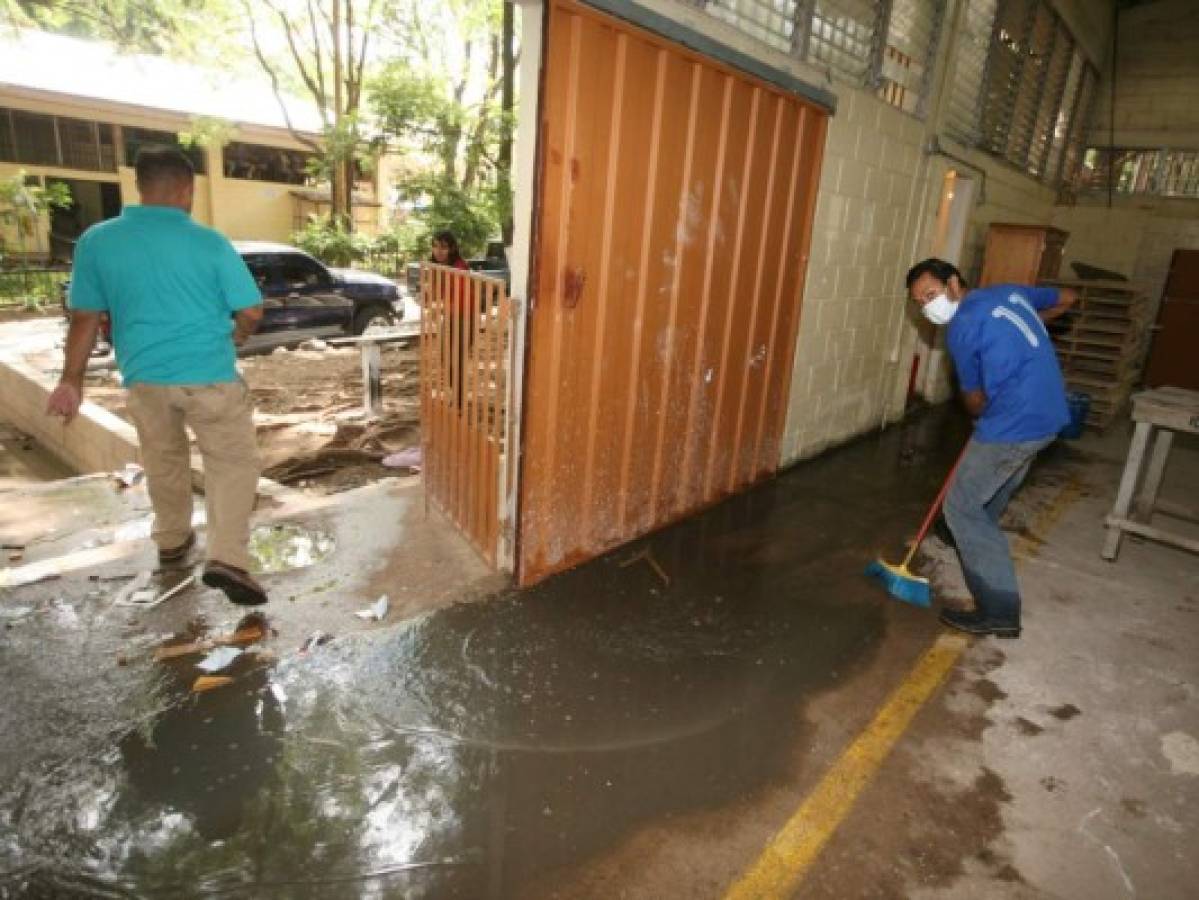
[0,30,323,135]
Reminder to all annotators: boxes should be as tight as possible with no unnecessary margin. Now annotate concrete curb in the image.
[0,352,294,501]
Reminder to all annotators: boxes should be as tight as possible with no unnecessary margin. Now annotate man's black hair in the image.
[134,146,195,186]
[905,257,964,290]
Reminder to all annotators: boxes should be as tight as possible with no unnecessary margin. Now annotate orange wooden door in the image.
[518,0,827,585]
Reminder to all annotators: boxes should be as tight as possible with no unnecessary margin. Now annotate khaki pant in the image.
[126,381,260,571]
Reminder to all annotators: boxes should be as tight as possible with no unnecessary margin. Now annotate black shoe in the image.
[158,531,196,565]
[932,514,957,549]
[202,561,269,606]
[939,607,1021,639]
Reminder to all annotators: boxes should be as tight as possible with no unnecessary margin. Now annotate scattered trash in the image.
[153,620,267,662]
[114,572,195,609]
[111,570,153,606]
[111,463,145,489]
[618,547,671,587]
[269,682,288,705]
[382,447,422,469]
[193,676,235,693]
[298,338,329,352]
[354,595,389,622]
[196,646,243,673]
[300,631,333,653]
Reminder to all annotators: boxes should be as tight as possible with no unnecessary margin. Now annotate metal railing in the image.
[420,264,514,568]
[1079,148,1199,199]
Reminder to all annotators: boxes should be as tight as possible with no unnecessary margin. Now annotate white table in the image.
[1102,386,1199,561]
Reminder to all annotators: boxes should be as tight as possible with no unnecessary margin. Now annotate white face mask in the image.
[921,292,958,325]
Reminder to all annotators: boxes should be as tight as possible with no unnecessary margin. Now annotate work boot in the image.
[938,607,1021,639]
[158,531,197,565]
[202,561,269,606]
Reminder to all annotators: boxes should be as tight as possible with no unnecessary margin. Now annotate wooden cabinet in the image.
[979,224,1069,286]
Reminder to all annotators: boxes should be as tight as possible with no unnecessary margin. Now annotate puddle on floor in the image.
[249,523,336,574]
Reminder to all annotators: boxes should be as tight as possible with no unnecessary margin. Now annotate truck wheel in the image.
[353,305,395,335]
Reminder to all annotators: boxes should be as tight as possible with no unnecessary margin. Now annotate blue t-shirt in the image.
[69,205,261,385]
[946,284,1069,443]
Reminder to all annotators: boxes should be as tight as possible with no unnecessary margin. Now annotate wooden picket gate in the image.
[419,264,514,568]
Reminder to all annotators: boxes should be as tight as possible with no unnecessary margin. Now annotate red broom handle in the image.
[902,440,970,569]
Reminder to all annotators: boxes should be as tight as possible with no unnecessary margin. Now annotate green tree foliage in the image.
[0,170,72,259]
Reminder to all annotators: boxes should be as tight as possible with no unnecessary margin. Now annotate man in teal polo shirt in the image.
[47,146,269,606]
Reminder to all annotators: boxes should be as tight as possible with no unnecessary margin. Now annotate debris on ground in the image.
[354,595,389,622]
[83,343,421,494]
[196,646,243,673]
[114,572,195,609]
[111,463,144,489]
[192,675,234,693]
[382,446,422,469]
[618,546,671,587]
[111,570,153,606]
[300,631,334,653]
[153,619,267,662]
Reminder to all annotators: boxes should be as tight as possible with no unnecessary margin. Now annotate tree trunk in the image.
[331,0,350,230]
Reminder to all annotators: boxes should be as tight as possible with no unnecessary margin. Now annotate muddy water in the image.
[1,407,974,898]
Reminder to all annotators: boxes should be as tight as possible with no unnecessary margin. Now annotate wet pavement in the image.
[0,406,1013,899]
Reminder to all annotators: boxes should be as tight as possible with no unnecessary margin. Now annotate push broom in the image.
[865,443,968,607]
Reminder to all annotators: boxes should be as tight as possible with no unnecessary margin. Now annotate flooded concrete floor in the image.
[2,408,1194,898]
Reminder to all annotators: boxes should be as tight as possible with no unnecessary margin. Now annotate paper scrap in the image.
[197,646,243,673]
[354,595,389,622]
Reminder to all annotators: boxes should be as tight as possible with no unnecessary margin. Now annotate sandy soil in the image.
[82,341,422,494]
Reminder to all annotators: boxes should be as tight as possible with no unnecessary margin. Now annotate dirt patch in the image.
[1014,717,1044,736]
[1049,703,1081,721]
[801,648,1025,898]
[82,342,422,494]
[1121,798,1148,819]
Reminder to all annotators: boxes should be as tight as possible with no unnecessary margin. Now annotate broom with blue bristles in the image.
[865,443,968,607]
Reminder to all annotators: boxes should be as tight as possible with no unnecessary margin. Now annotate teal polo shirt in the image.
[69,205,261,385]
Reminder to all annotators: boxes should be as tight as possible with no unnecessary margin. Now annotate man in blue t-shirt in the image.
[906,258,1076,638]
[46,147,269,606]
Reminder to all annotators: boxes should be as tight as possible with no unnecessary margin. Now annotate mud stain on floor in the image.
[1050,703,1082,721]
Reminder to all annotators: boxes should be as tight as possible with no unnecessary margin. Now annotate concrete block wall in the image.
[1054,198,1199,311]
[1089,0,1199,148]
[781,90,931,461]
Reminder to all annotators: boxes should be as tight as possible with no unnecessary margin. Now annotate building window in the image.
[123,127,207,175]
[698,0,945,117]
[877,0,945,115]
[9,109,58,166]
[943,0,1098,186]
[1079,149,1199,199]
[0,108,118,173]
[223,141,313,185]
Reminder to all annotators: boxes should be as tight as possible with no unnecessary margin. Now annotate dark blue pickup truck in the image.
[237,242,402,340]
[64,243,403,352]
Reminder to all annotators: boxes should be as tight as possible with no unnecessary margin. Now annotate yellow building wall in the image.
[208,176,295,241]
[2,88,319,249]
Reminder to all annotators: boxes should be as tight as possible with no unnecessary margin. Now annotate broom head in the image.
[864,558,931,607]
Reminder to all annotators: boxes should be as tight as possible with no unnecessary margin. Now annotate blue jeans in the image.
[944,436,1054,623]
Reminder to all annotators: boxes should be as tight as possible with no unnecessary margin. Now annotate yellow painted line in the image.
[725,476,1085,900]
[723,631,968,900]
